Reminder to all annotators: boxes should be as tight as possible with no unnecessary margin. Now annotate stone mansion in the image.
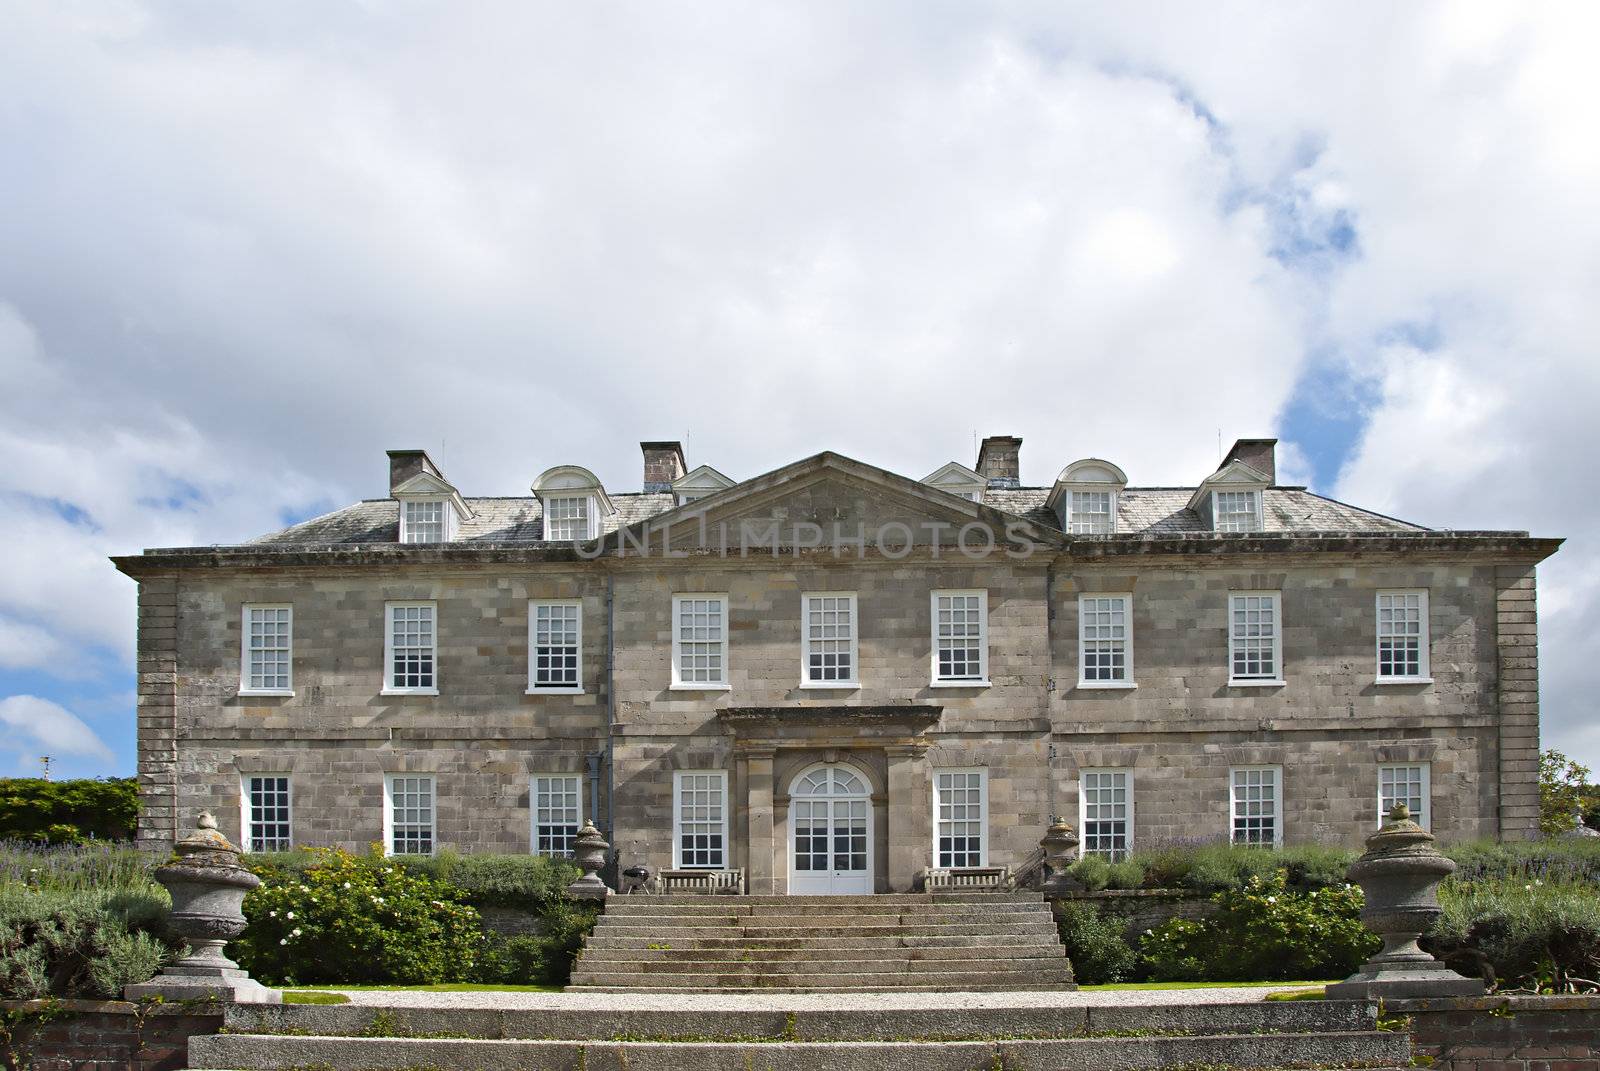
[114,437,1560,893]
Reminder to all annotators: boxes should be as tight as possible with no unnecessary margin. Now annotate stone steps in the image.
[192,1028,1410,1071]
[571,893,1072,992]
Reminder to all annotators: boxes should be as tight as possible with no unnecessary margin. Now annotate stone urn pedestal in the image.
[125,813,280,1004]
[1326,804,1484,1000]
[1039,817,1082,895]
[566,818,613,901]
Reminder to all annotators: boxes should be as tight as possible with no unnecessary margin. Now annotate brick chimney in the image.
[1221,438,1277,484]
[976,436,1022,489]
[641,441,687,492]
[386,449,442,495]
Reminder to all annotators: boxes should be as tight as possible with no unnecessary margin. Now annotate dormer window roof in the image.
[1046,459,1128,534]
[391,470,472,544]
[1188,459,1271,533]
[672,464,735,506]
[921,462,986,503]
[532,465,615,541]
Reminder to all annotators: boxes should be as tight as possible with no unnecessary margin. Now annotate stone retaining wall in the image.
[1048,888,1218,939]
[0,998,223,1071]
[1396,995,1600,1071]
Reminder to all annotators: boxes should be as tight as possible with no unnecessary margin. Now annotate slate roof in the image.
[250,483,1424,546]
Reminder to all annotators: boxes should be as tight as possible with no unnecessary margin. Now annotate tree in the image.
[1538,749,1592,835]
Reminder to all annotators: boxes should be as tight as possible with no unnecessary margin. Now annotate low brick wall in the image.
[1,998,223,1071]
[1396,995,1600,1071]
[478,906,546,936]
[1048,888,1218,939]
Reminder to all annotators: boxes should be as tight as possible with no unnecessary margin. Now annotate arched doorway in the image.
[788,763,873,895]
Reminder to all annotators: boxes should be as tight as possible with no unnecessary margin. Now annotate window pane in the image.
[804,595,855,682]
[247,776,292,852]
[676,772,725,867]
[935,771,985,868]
[1215,491,1260,533]
[1377,593,1425,678]
[545,497,591,541]
[390,776,435,855]
[1082,771,1130,859]
[1229,594,1278,680]
[389,605,436,689]
[245,607,291,691]
[532,774,580,855]
[1231,768,1278,845]
[1379,765,1427,825]
[532,603,581,687]
[1079,596,1128,682]
[1070,491,1113,534]
[402,499,445,543]
[676,598,727,684]
[934,594,984,681]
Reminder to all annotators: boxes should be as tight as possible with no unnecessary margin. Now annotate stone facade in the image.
[114,440,1560,892]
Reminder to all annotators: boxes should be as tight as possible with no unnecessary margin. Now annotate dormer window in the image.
[1068,491,1114,534]
[401,499,448,543]
[1047,459,1127,535]
[1214,490,1262,533]
[921,462,986,505]
[387,450,471,545]
[545,496,594,541]
[672,464,735,508]
[532,465,615,542]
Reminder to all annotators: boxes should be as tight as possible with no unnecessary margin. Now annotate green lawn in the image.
[288,983,564,993]
[1080,980,1335,991]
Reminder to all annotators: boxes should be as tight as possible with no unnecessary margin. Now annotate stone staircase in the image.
[569,892,1073,992]
[195,993,1414,1071]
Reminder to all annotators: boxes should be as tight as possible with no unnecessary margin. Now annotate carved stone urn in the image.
[1325,804,1484,999]
[566,818,612,900]
[1039,817,1081,894]
[124,812,280,1003]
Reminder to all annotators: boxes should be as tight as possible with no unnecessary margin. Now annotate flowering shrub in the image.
[1139,872,1379,982]
[233,847,483,985]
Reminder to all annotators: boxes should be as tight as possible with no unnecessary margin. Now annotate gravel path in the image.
[327,985,1321,1010]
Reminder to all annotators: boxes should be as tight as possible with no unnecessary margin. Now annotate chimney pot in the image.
[641,441,687,493]
[976,436,1023,489]
[1221,438,1278,485]
[386,449,442,495]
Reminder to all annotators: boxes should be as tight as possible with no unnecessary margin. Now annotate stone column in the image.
[887,744,931,892]
[135,575,180,853]
[1496,564,1542,840]
[746,748,777,895]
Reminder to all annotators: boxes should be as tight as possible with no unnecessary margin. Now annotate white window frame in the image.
[544,495,596,541]
[1068,490,1116,534]
[670,594,731,690]
[1376,589,1432,684]
[240,774,292,852]
[672,770,729,869]
[1213,490,1263,533]
[1078,769,1134,859]
[1378,763,1431,830]
[1077,593,1135,689]
[800,592,860,689]
[932,768,989,868]
[383,600,439,696]
[399,498,451,543]
[1229,765,1283,847]
[527,599,584,694]
[530,773,583,856]
[1228,591,1284,686]
[240,604,294,696]
[930,589,990,687]
[383,774,437,856]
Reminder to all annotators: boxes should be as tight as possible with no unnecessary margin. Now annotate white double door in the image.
[788,764,873,895]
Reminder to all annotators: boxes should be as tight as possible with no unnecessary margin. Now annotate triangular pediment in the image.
[609,452,1061,555]
[1187,459,1270,510]
[392,472,472,519]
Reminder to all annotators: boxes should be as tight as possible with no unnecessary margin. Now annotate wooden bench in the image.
[924,866,1013,892]
[652,868,746,895]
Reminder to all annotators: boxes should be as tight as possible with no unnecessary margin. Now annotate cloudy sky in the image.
[1,2,1595,781]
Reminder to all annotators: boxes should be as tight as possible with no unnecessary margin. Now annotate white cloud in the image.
[0,2,1594,771]
[0,695,114,764]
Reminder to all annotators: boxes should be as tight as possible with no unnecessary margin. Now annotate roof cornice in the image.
[110,530,1562,578]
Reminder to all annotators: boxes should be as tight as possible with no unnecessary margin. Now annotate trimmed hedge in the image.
[0,779,138,844]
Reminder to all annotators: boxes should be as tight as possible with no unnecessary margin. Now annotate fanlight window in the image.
[793,766,868,796]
